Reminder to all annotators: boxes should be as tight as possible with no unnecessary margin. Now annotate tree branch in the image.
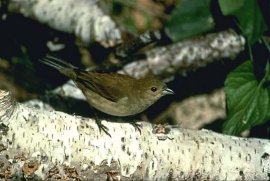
[119,30,245,79]
[0,89,269,180]
[7,0,121,47]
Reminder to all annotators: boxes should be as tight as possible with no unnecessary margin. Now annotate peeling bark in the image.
[0,90,269,180]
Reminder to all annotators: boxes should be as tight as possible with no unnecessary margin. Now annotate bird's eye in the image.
[151,87,157,92]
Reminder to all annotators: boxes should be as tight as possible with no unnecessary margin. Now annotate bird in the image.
[40,55,174,117]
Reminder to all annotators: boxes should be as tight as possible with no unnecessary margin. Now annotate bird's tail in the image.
[39,55,78,79]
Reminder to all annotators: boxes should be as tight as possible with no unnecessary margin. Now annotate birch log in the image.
[7,0,121,47]
[120,30,245,79]
[0,90,269,180]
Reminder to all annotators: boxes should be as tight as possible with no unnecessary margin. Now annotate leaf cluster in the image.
[165,0,270,136]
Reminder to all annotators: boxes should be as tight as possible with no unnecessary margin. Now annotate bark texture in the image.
[120,30,245,79]
[0,90,269,180]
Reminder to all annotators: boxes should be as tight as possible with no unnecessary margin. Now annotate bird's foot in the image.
[130,122,142,134]
[95,118,111,137]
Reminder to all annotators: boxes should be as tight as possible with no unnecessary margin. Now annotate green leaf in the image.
[219,0,267,45]
[264,61,270,119]
[223,60,270,135]
[219,0,245,15]
[165,0,214,42]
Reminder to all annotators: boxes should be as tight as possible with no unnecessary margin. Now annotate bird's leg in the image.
[124,116,143,134]
[88,105,111,137]
[130,121,142,134]
[93,112,111,137]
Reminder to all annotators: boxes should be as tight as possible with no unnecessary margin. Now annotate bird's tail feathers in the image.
[40,55,77,70]
[40,55,78,79]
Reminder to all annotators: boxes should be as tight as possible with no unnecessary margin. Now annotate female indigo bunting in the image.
[40,56,174,116]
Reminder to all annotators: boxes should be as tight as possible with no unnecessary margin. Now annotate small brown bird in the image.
[40,55,174,116]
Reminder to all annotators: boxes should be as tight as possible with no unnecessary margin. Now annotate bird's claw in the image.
[131,122,142,134]
[95,118,111,137]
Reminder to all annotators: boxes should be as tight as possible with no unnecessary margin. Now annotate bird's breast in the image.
[83,90,150,116]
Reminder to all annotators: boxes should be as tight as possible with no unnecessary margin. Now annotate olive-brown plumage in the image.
[40,56,174,116]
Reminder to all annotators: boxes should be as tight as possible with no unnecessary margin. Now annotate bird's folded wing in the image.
[75,71,130,102]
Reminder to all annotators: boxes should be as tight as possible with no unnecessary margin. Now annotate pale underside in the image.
[82,89,151,116]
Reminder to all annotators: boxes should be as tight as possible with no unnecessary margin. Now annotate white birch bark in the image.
[120,30,245,79]
[7,0,121,47]
[0,90,269,180]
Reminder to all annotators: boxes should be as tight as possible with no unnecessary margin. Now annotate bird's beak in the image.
[163,88,174,95]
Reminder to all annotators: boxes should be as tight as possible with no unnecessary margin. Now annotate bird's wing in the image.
[75,71,133,102]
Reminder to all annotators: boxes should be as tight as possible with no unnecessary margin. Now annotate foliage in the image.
[165,0,214,42]
[224,61,270,135]
[219,1,269,135]
[219,0,267,45]
[165,0,270,135]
